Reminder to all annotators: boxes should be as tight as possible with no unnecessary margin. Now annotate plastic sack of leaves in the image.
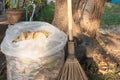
[1,22,67,80]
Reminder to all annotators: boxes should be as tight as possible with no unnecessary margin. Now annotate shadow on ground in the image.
[75,33,120,80]
[0,24,7,80]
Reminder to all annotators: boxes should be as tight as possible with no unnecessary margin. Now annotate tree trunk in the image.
[52,0,106,39]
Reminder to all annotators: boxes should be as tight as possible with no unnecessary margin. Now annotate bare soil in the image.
[86,26,120,80]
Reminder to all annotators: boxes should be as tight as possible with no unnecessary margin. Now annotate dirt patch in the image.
[99,26,120,62]
[87,26,120,79]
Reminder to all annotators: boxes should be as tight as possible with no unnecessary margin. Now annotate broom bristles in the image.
[58,57,88,80]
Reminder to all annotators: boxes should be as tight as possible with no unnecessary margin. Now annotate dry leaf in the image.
[98,69,108,75]
[33,32,46,40]
[25,32,34,40]
[12,31,50,43]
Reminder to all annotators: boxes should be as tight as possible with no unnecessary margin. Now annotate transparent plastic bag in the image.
[6,50,64,80]
[1,22,67,80]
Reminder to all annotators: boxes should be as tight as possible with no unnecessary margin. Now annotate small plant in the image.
[5,0,26,24]
[5,0,20,9]
[25,0,43,9]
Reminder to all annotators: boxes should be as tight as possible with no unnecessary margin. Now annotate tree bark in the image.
[52,0,106,39]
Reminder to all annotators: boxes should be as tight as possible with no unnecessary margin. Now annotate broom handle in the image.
[67,0,73,41]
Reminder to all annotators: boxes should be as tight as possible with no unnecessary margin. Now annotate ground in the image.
[0,24,120,80]
[87,27,120,80]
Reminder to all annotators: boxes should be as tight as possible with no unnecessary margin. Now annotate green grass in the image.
[101,3,120,28]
